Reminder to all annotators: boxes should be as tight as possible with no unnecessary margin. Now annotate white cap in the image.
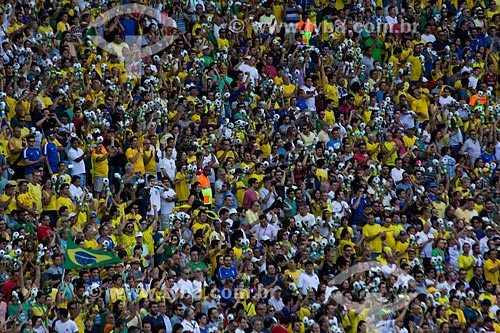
[135,232,144,238]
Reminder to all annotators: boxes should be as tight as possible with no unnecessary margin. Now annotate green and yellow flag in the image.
[64,236,121,270]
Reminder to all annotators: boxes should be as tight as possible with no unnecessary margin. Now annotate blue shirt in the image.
[23,147,41,175]
[481,153,496,163]
[43,141,59,172]
[350,196,370,225]
[217,266,237,288]
[296,98,308,110]
[120,18,137,36]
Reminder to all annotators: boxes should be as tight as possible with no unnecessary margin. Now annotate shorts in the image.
[94,176,104,192]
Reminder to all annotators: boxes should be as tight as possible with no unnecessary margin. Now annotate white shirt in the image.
[238,63,260,86]
[69,183,83,203]
[462,138,481,163]
[331,200,350,218]
[421,33,436,43]
[301,85,317,111]
[268,296,285,312]
[480,236,491,254]
[67,147,86,175]
[214,179,225,207]
[54,319,79,333]
[259,186,276,211]
[416,230,435,258]
[160,187,177,216]
[161,314,173,333]
[385,15,398,30]
[250,223,278,241]
[174,278,194,295]
[439,95,454,107]
[381,263,397,278]
[376,319,395,333]
[294,213,316,229]
[391,167,405,184]
[182,319,201,333]
[297,271,320,295]
[192,279,207,301]
[159,156,176,182]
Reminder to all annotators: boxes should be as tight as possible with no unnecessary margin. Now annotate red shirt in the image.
[354,151,369,166]
[37,225,52,243]
[483,72,498,88]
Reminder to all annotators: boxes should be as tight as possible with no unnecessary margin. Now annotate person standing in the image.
[67,137,89,188]
[53,308,78,333]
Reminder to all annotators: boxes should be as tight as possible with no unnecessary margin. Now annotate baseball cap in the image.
[429,182,437,187]
[135,232,143,238]
[228,208,238,215]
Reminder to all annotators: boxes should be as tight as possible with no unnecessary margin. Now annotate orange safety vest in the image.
[196,174,212,205]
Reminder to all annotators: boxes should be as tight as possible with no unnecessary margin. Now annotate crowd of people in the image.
[2,0,500,333]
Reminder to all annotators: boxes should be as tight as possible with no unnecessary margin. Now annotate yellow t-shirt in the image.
[381,226,397,251]
[407,55,423,82]
[119,233,137,256]
[27,183,43,214]
[395,240,410,262]
[446,308,466,324]
[412,97,430,121]
[56,196,75,213]
[110,287,127,307]
[1,194,16,214]
[56,21,70,33]
[84,238,99,250]
[283,269,302,284]
[125,148,145,175]
[324,110,336,126]
[363,223,383,254]
[382,141,397,166]
[17,192,36,212]
[92,152,109,177]
[175,172,189,202]
[402,135,417,149]
[484,258,500,284]
[458,254,474,281]
[144,148,157,175]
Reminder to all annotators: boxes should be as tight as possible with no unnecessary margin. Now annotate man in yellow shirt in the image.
[411,89,430,126]
[109,274,127,307]
[27,169,43,215]
[16,180,36,217]
[142,138,157,180]
[446,296,467,324]
[484,249,500,285]
[216,29,230,50]
[56,184,75,213]
[363,213,384,259]
[91,144,110,197]
[1,184,17,214]
[125,136,145,175]
[7,12,25,35]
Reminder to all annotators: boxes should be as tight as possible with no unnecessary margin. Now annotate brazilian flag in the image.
[64,236,121,270]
